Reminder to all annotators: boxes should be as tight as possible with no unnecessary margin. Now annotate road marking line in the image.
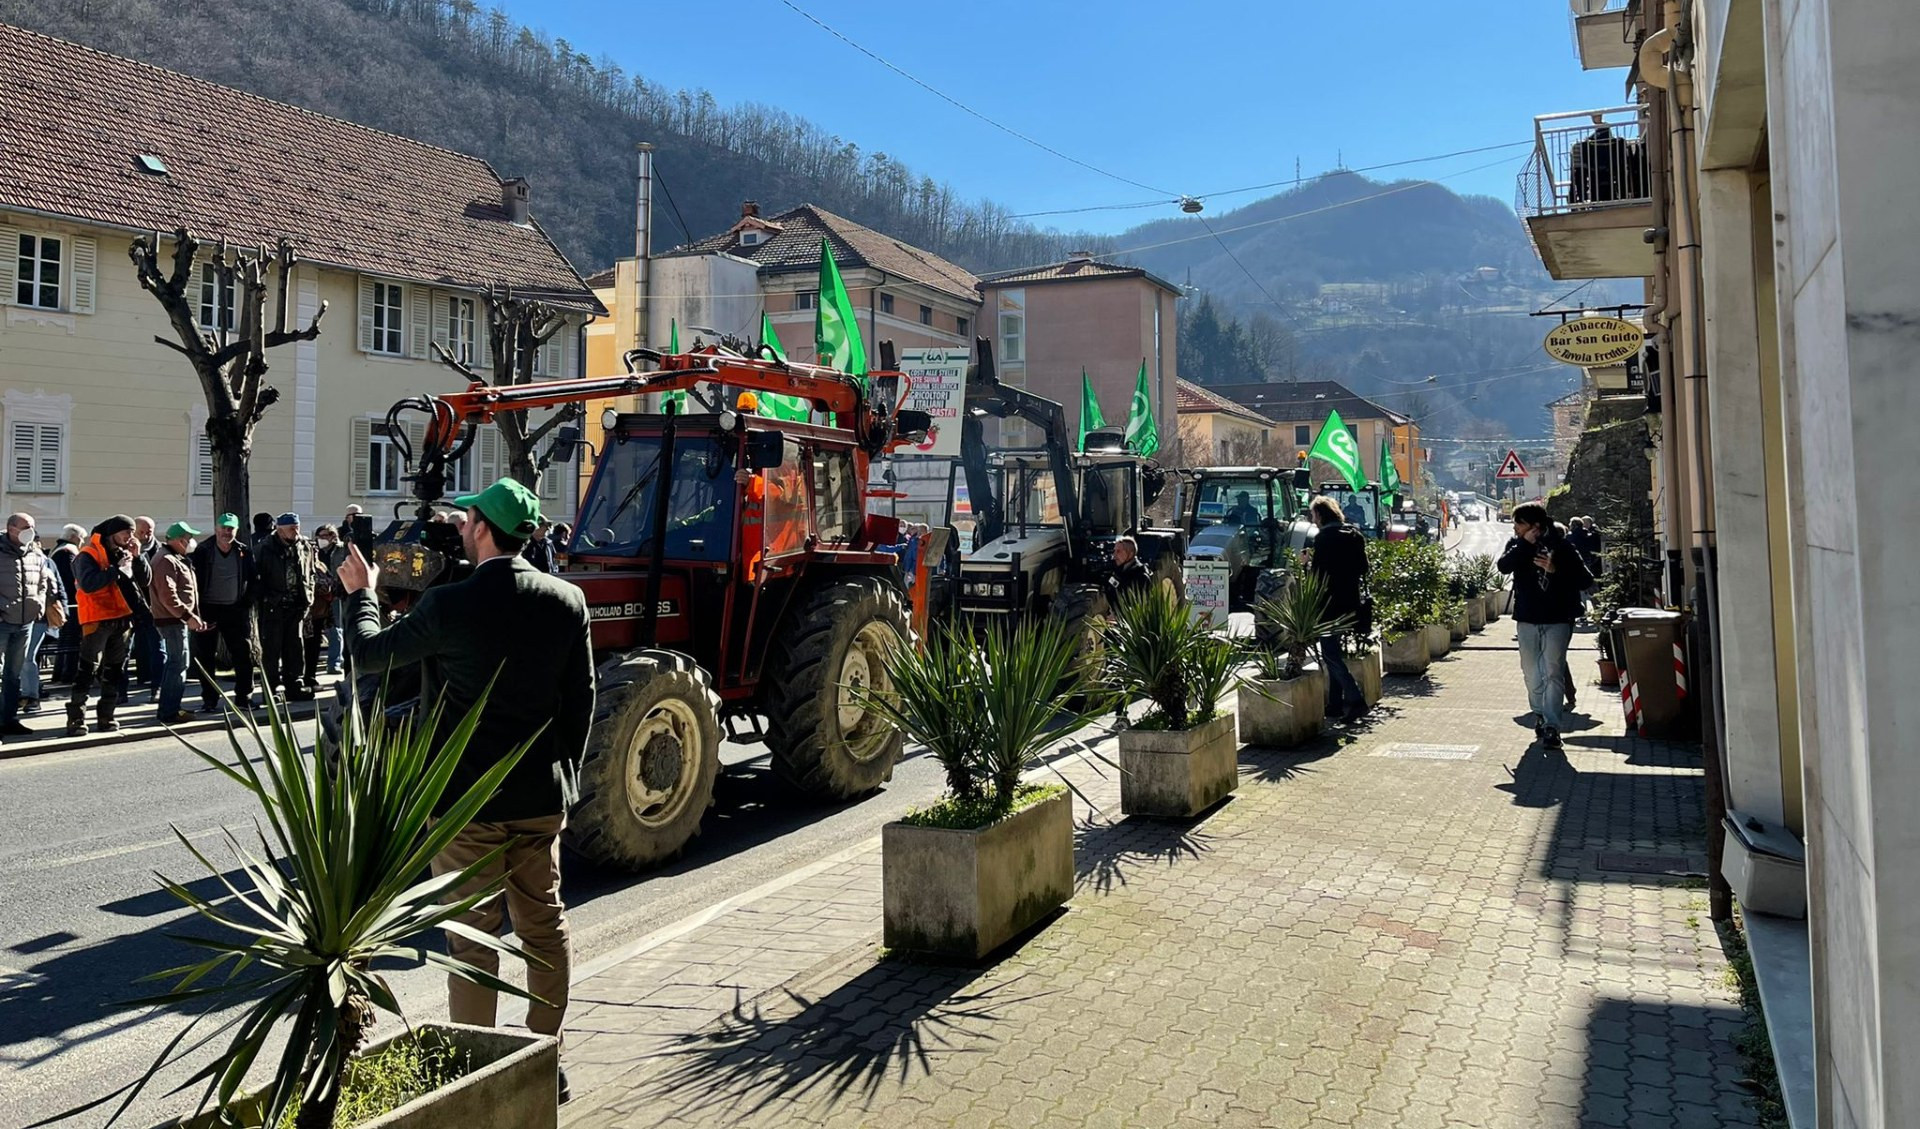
[29,827,225,870]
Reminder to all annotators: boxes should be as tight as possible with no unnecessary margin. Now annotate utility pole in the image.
[634,142,655,406]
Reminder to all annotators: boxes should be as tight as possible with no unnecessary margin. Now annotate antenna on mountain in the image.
[1337,149,1345,170]
[1295,156,1301,183]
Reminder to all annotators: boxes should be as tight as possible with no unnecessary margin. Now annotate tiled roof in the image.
[1176,379,1275,426]
[980,256,1182,294]
[670,203,979,302]
[0,23,600,310]
[1202,380,1412,426]
[583,266,618,290]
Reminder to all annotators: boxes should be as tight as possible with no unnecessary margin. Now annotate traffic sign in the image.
[1495,449,1529,479]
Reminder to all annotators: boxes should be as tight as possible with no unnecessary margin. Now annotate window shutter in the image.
[477,426,501,483]
[68,236,97,314]
[350,418,372,495]
[539,454,563,502]
[357,277,377,353]
[552,324,573,377]
[0,222,17,305]
[194,433,213,496]
[10,422,34,490]
[476,308,493,372]
[410,285,430,359]
[34,424,60,490]
[429,289,452,360]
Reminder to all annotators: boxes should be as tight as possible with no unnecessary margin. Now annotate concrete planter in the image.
[1482,591,1502,623]
[1467,596,1487,631]
[1119,712,1239,818]
[164,1024,558,1129]
[1237,667,1326,747]
[1450,610,1470,642]
[1425,623,1452,658]
[1381,630,1431,675]
[882,790,1073,960]
[1344,649,1383,707]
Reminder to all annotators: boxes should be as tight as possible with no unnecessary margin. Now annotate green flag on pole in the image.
[661,318,689,414]
[1307,409,1366,492]
[1379,434,1403,507]
[756,312,812,422]
[1123,359,1159,457]
[1077,369,1106,452]
[815,239,867,379]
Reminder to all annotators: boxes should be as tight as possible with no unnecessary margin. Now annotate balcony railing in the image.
[1568,0,1639,70]
[1515,106,1653,218]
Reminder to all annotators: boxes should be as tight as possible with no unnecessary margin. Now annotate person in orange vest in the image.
[69,514,152,736]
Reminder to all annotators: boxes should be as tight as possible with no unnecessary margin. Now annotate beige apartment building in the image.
[0,23,597,532]
[1173,379,1278,465]
[1522,1,1920,1124]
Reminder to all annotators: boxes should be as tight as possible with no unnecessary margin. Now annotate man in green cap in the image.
[148,521,206,723]
[191,513,258,712]
[338,477,593,1092]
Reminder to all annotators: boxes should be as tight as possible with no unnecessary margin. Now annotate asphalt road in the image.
[0,720,959,1128]
[1452,516,1513,559]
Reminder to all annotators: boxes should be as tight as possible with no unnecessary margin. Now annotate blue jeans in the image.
[1320,634,1365,717]
[1517,621,1574,732]
[327,600,345,675]
[0,622,30,722]
[157,622,191,718]
[21,618,49,700]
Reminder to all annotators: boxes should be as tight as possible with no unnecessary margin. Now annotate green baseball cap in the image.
[216,513,240,529]
[454,478,543,537]
[165,521,202,540]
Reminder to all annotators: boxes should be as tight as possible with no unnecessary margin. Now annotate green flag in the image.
[1077,369,1107,453]
[815,239,867,378]
[1379,434,1402,506]
[1307,409,1366,492]
[756,313,812,422]
[1123,359,1158,458]
[661,318,688,414]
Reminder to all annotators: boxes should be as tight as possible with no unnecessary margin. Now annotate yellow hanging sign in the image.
[1542,316,1644,367]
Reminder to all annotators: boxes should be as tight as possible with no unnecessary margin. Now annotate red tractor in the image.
[371,344,932,871]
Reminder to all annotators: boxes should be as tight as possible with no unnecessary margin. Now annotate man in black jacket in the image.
[255,513,317,701]
[1497,503,1593,750]
[338,478,593,1087]
[1307,495,1371,723]
[1105,536,1153,609]
[191,514,259,712]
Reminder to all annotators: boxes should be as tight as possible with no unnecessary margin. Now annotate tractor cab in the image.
[1316,482,1389,539]
[956,450,1068,618]
[1181,467,1315,610]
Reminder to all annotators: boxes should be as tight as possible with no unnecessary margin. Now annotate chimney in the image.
[741,200,760,219]
[1067,248,1093,262]
[501,177,531,224]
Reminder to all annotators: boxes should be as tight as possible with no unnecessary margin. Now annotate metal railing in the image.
[1515,106,1653,217]
[1566,0,1639,62]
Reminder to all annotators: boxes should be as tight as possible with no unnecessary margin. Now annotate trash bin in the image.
[1615,607,1688,737]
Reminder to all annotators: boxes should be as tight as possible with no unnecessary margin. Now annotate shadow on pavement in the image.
[1577,995,1754,1127]
[636,963,1053,1121]
[1239,743,1340,785]
[1496,741,1576,809]
[1073,812,1216,896]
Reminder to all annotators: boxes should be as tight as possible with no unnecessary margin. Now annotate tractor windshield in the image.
[1321,487,1379,530]
[996,462,1061,533]
[572,433,736,561]
[1193,478,1274,532]
[1080,465,1136,535]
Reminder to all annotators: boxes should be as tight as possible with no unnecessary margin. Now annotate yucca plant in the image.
[45,689,538,1129]
[1250,572,1355,680]
[1102,584,1238,731]
[858,619,1104,821]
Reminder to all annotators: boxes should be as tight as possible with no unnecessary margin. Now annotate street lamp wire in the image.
[776,0,1178,199]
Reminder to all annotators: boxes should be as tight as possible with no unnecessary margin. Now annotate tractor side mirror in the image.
[546,425,582,465]
[745,429,787,470]
[1292,467,1311,491]
[894,409,932,442]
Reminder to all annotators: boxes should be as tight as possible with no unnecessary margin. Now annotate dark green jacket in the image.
[346,555,594,822]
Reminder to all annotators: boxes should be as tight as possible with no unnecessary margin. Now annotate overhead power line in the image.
[777,0,1177,198]
[1010,139,1536,219]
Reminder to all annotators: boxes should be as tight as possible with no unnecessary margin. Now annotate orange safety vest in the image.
[77,535,133,625]
[741,473,766,574]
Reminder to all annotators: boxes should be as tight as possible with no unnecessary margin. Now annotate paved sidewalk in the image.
[0,672,342,759]
[553,618,1757,1128]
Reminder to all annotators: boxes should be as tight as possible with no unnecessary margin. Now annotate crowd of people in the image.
[0,503,576,741]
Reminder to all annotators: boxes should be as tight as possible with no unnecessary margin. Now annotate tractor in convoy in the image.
[939,340,1185,649]
[1177,466,1315,611]
[366,343,932,871]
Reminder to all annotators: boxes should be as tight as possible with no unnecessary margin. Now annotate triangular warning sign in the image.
[1495,449,1529,479]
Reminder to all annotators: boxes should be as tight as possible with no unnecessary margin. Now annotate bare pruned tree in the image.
[131,228,327,520]
[432,284,579,488]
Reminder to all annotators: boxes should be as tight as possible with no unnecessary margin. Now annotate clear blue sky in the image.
[501,0,1628,234]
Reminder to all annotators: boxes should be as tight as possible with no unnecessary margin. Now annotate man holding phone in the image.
[1498,503,1592,750]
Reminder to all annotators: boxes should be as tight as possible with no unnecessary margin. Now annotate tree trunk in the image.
[500,423,538,490]
[207,412,252,524]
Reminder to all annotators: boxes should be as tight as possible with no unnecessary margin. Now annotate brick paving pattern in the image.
[558,619,1759,1128]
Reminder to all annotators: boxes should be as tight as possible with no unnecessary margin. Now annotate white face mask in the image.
[13,527,33,547]
[318,537,336,548]
[182,538,198,555]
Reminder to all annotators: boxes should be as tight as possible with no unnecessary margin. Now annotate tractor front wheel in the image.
[565,650,721,870]
[765,578,908,799]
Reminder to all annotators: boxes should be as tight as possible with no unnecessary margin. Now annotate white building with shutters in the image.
[0,23,601,532]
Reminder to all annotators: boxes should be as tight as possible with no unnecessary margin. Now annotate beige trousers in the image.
[429,813,570,1037]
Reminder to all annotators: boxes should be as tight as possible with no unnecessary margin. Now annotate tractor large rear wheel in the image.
[1047,582,1111,696]
[565,650,720,870]
[765,578,907,798]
